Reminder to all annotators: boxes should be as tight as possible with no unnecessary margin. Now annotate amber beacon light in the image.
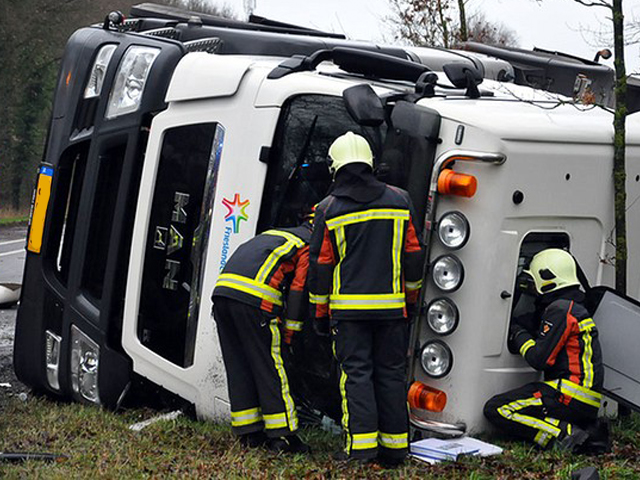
[408,381,447,412]
[437,169,477,198]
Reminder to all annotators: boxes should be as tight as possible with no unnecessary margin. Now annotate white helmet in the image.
[524,248,581,295]
[328,132,373,176]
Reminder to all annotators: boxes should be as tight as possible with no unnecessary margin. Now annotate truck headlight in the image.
[420,340,453,378]
[84,44,117,99]
[431,255,464,292]
[45,330,62,391]
[106,45,159,119]
[437,211,469,249]
[426,298,459,335]
[70,325,100,404]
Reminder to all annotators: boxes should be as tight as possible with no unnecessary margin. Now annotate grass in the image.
[1,395,639,479]
[0,208,29,226]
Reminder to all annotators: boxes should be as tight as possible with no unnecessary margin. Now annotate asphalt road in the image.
[0,224,28,402]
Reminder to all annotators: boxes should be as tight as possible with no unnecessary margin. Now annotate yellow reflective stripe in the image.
[545,379,602,408]
[582,325,595,389]
[231,407,263,427]
[269,320,298,431]
[330,293,405,310]
[534,430,553,448]
[326,209,410,230]
[520,339,535,356]
[285,319,303,332]
[579,318,596,331]
[405,279,423,291]
[333,340,351,453]
[497,397,562,437]
[392,219,403,294]
[352,432,378,450]
[334,226,346,294]
[263,412,288,429]
[379,432,408,449]
[216,273,283,306]
[262,230,306,247]
[310,293,329,305]
[545,417,561,427]
[255,233,303,283]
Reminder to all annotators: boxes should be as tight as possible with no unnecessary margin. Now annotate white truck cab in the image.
[15,2,640,436]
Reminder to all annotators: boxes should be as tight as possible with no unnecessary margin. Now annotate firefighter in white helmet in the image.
[308,131,424,466]
[484,248,609,453]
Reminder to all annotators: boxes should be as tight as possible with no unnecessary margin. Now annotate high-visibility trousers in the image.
[483,382,598,449]
[213,296,298,437]
[333,319,409,460]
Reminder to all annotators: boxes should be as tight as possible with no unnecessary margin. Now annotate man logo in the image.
[222,193,250,233]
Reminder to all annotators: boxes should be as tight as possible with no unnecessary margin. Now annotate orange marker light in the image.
[66,71,72,87]
[437,169,477,198]
[408,381,447,412]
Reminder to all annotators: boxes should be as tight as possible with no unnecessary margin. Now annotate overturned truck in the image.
[15,3,640,436]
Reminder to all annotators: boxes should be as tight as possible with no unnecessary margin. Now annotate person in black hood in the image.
[308,132,424,466]
[484,249,610,454]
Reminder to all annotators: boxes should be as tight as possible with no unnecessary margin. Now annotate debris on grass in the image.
[128,410,183,431]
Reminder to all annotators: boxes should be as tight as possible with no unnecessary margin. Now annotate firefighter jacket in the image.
[308,181,424,321]
[212,225,311,331]
[511,288,604,413]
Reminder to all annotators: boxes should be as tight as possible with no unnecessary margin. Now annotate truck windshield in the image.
[257,94,382,231]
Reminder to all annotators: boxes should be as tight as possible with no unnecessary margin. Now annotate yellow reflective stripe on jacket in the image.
[545,379,602,408]
[351,432,378,450]
[284,319,303,332]
[379,432,408,449]
[578,318,596,389]
[534,430,554,448]
[310,293,329,305]
[333,226,346,294]
[263,412,288,429]
[269,320,298,431]
[262,230,306,247]
[325,209,410,230]
[578,318,596,331]
[255,231,305,283]
[231,407,263,427]
[216,273,283,306]
[330,293,405,310]
[405,279,423,291]
[392,219,403,294]
[520,339,535,356]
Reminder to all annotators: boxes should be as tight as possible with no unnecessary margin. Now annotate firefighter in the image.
[308,132,424,466]
[211,218,312,453]
[484,248,609,453]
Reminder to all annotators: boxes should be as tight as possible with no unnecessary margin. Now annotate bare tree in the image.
[386,0,518,48]
[553,0,628,293]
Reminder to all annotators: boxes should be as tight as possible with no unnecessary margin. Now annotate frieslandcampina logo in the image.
[222,193,250,234]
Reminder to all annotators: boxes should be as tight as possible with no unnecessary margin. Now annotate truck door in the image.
[589,287,640,412]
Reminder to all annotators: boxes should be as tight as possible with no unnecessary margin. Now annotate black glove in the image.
[313,318,331,337]
[508,323,527,354]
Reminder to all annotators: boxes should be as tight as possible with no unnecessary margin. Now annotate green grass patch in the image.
[0,207,29,225]
[1,395,639,478]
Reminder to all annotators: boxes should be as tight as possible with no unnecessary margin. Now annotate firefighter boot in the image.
[267,434,310,454]
[580,419,612,455]
[555,424,590,453]
[239,431,268,448]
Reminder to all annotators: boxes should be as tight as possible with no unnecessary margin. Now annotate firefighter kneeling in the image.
[211,219,312,453]
[484,249,610,453]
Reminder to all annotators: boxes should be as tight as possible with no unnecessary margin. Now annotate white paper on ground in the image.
[410,436,503,463]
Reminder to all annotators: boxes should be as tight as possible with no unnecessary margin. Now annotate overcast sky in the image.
[217,0,640,72]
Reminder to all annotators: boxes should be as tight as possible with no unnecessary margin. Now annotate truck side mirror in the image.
[342,84,385,127]
[443,63,483,99]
